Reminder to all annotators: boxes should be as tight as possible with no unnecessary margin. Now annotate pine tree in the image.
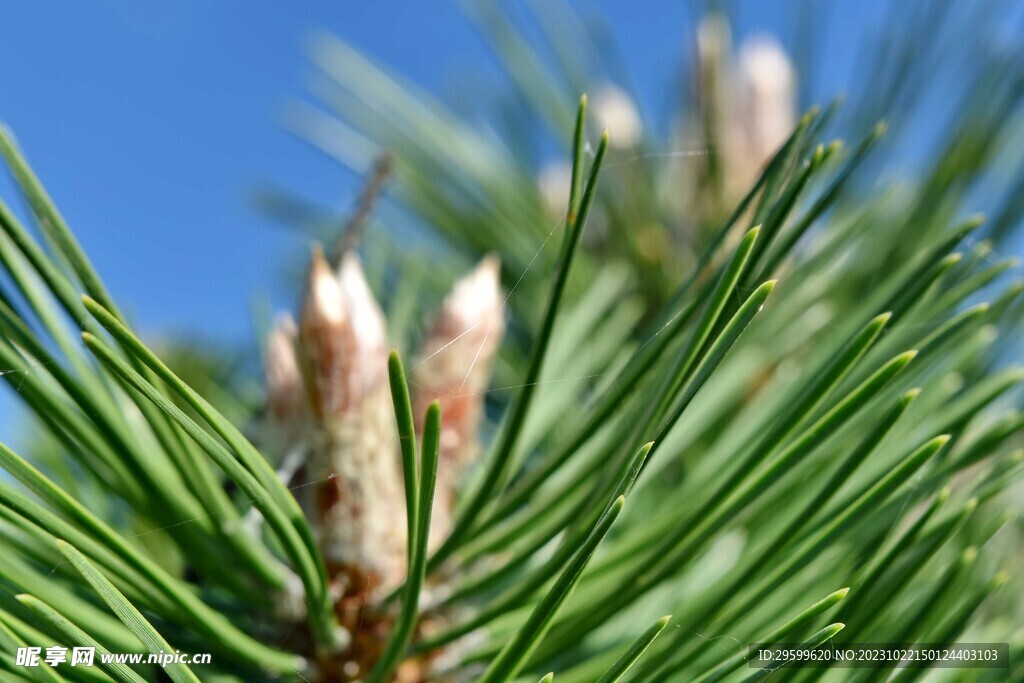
[0,3,1021,682]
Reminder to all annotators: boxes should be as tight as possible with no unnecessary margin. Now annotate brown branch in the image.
[332,152,395,265]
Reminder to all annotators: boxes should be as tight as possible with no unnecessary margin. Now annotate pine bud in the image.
[696,13,731,112]
[298,246,349,421]
[724,35,796,195]
[591,83,642,149]
[736,36,796,160]
[692,15,796,207]
[264,313,303,424]
[537,160,573,218]
[297,246,406,593]
[414,255,505,547]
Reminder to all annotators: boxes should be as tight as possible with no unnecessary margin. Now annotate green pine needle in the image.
[58,541,201,683]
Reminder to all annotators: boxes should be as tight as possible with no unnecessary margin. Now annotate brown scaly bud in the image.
[269,253,507,678]
[298,246,349,422]
[414,255,505,548]
[297,247,406,598]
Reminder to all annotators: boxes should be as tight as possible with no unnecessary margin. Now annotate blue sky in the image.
[0,1,898,346]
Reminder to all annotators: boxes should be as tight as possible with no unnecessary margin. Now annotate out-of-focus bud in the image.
[724,35,797,195]
[691,13,734,221]
[691,15,797,210]
[591,83,642,149]
[735,36,796,164]
[537,160,573,218]
[696,13,732,118]
[414,255,505,548]
[265,313,303,424]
